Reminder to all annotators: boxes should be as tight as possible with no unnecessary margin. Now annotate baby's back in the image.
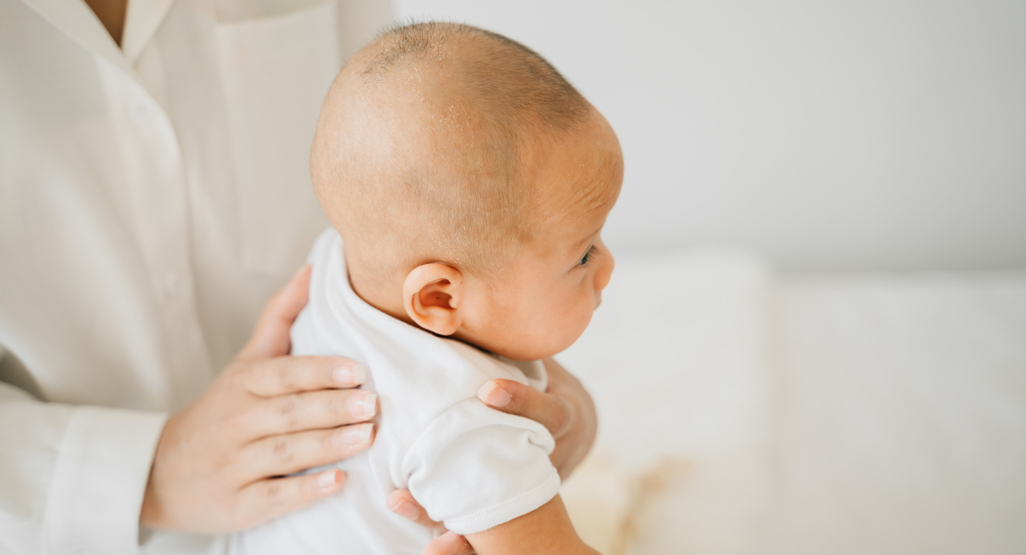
[228,230,556,555]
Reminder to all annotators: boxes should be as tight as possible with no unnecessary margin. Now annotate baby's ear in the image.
[402,263,464,336]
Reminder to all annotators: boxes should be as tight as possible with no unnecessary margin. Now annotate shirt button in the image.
[129,99,155,123]
[164,273,185,297]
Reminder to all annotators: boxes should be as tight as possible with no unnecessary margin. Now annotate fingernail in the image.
[391,499,420,521]
[478,381,511,408]
[316,469,341,490]
[333,363,366,386]
[347,392,377,419]
[341,423,374,446]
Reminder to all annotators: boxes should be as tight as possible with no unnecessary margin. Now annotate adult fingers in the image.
[241,424,375,480]
[234,468,345,530]
[388,490,476,555]
[238,265,312,362]
[387,489,443,529]
[423,532,475,555]
[247,388,378,437]
[477,379,573,439]
[539,357,597,478]
[243,355,366,397]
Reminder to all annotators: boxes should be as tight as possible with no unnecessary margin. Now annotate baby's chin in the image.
[487,343,566,363]
[452,311,594,361]
[468,328,587,362]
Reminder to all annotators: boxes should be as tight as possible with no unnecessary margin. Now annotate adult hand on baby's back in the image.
[140,266,377,533]
[388,358,597,554]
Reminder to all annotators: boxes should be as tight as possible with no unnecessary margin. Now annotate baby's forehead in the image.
[525,113,622,203]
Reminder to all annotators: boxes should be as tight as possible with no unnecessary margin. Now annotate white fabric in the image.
[0,0,390,553]
[557,249,773,555]
[760,272,1026,555]
[557,251,1026,555]
[229,229,560,555]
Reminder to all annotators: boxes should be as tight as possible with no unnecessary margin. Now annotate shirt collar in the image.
[122,0,175,62]
[19,0,134,74]
[18,0,174,73]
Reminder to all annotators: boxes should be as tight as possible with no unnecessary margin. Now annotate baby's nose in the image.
[595,258,614,291]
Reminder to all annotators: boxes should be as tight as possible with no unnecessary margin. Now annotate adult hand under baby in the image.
[386,357,598,555]
[139,266,377,533]
[479,358,598,479]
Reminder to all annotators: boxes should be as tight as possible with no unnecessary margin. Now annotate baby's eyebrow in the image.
[570,226,602,252]
[571,237,592,252]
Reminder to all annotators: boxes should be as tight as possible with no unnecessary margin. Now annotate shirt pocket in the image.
[215,1,337,276]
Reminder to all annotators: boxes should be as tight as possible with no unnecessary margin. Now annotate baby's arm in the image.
[465,495,598,555]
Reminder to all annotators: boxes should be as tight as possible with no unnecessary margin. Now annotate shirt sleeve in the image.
[0,381,168,555]
[401,398,561,536]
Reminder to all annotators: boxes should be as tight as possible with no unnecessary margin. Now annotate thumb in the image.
[238,265,312,361]
[478,379,573,439]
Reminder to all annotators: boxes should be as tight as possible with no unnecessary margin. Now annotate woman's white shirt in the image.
[0,0,389,553]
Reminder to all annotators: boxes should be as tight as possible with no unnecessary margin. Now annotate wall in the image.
[391,0,1026,271]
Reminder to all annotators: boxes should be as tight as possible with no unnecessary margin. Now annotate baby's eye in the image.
[579,246,597,266]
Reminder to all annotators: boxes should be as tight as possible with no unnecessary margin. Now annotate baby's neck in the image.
[344,253,416,327]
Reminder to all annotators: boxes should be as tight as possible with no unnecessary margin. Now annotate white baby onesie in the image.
[228,229,560,555]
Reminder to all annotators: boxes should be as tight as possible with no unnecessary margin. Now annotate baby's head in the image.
[311,22,623,361]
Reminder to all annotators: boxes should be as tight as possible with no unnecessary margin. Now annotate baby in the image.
[230,22,622,555]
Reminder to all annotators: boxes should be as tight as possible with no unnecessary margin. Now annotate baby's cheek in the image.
[560,294,596,346]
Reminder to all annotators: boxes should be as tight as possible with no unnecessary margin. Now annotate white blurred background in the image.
[387,0,1026,272]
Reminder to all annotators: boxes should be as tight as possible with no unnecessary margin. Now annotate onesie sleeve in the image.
[400,398,561,536]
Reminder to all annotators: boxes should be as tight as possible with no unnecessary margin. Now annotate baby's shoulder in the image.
[367,339,546,453]
[369,338,535,414]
